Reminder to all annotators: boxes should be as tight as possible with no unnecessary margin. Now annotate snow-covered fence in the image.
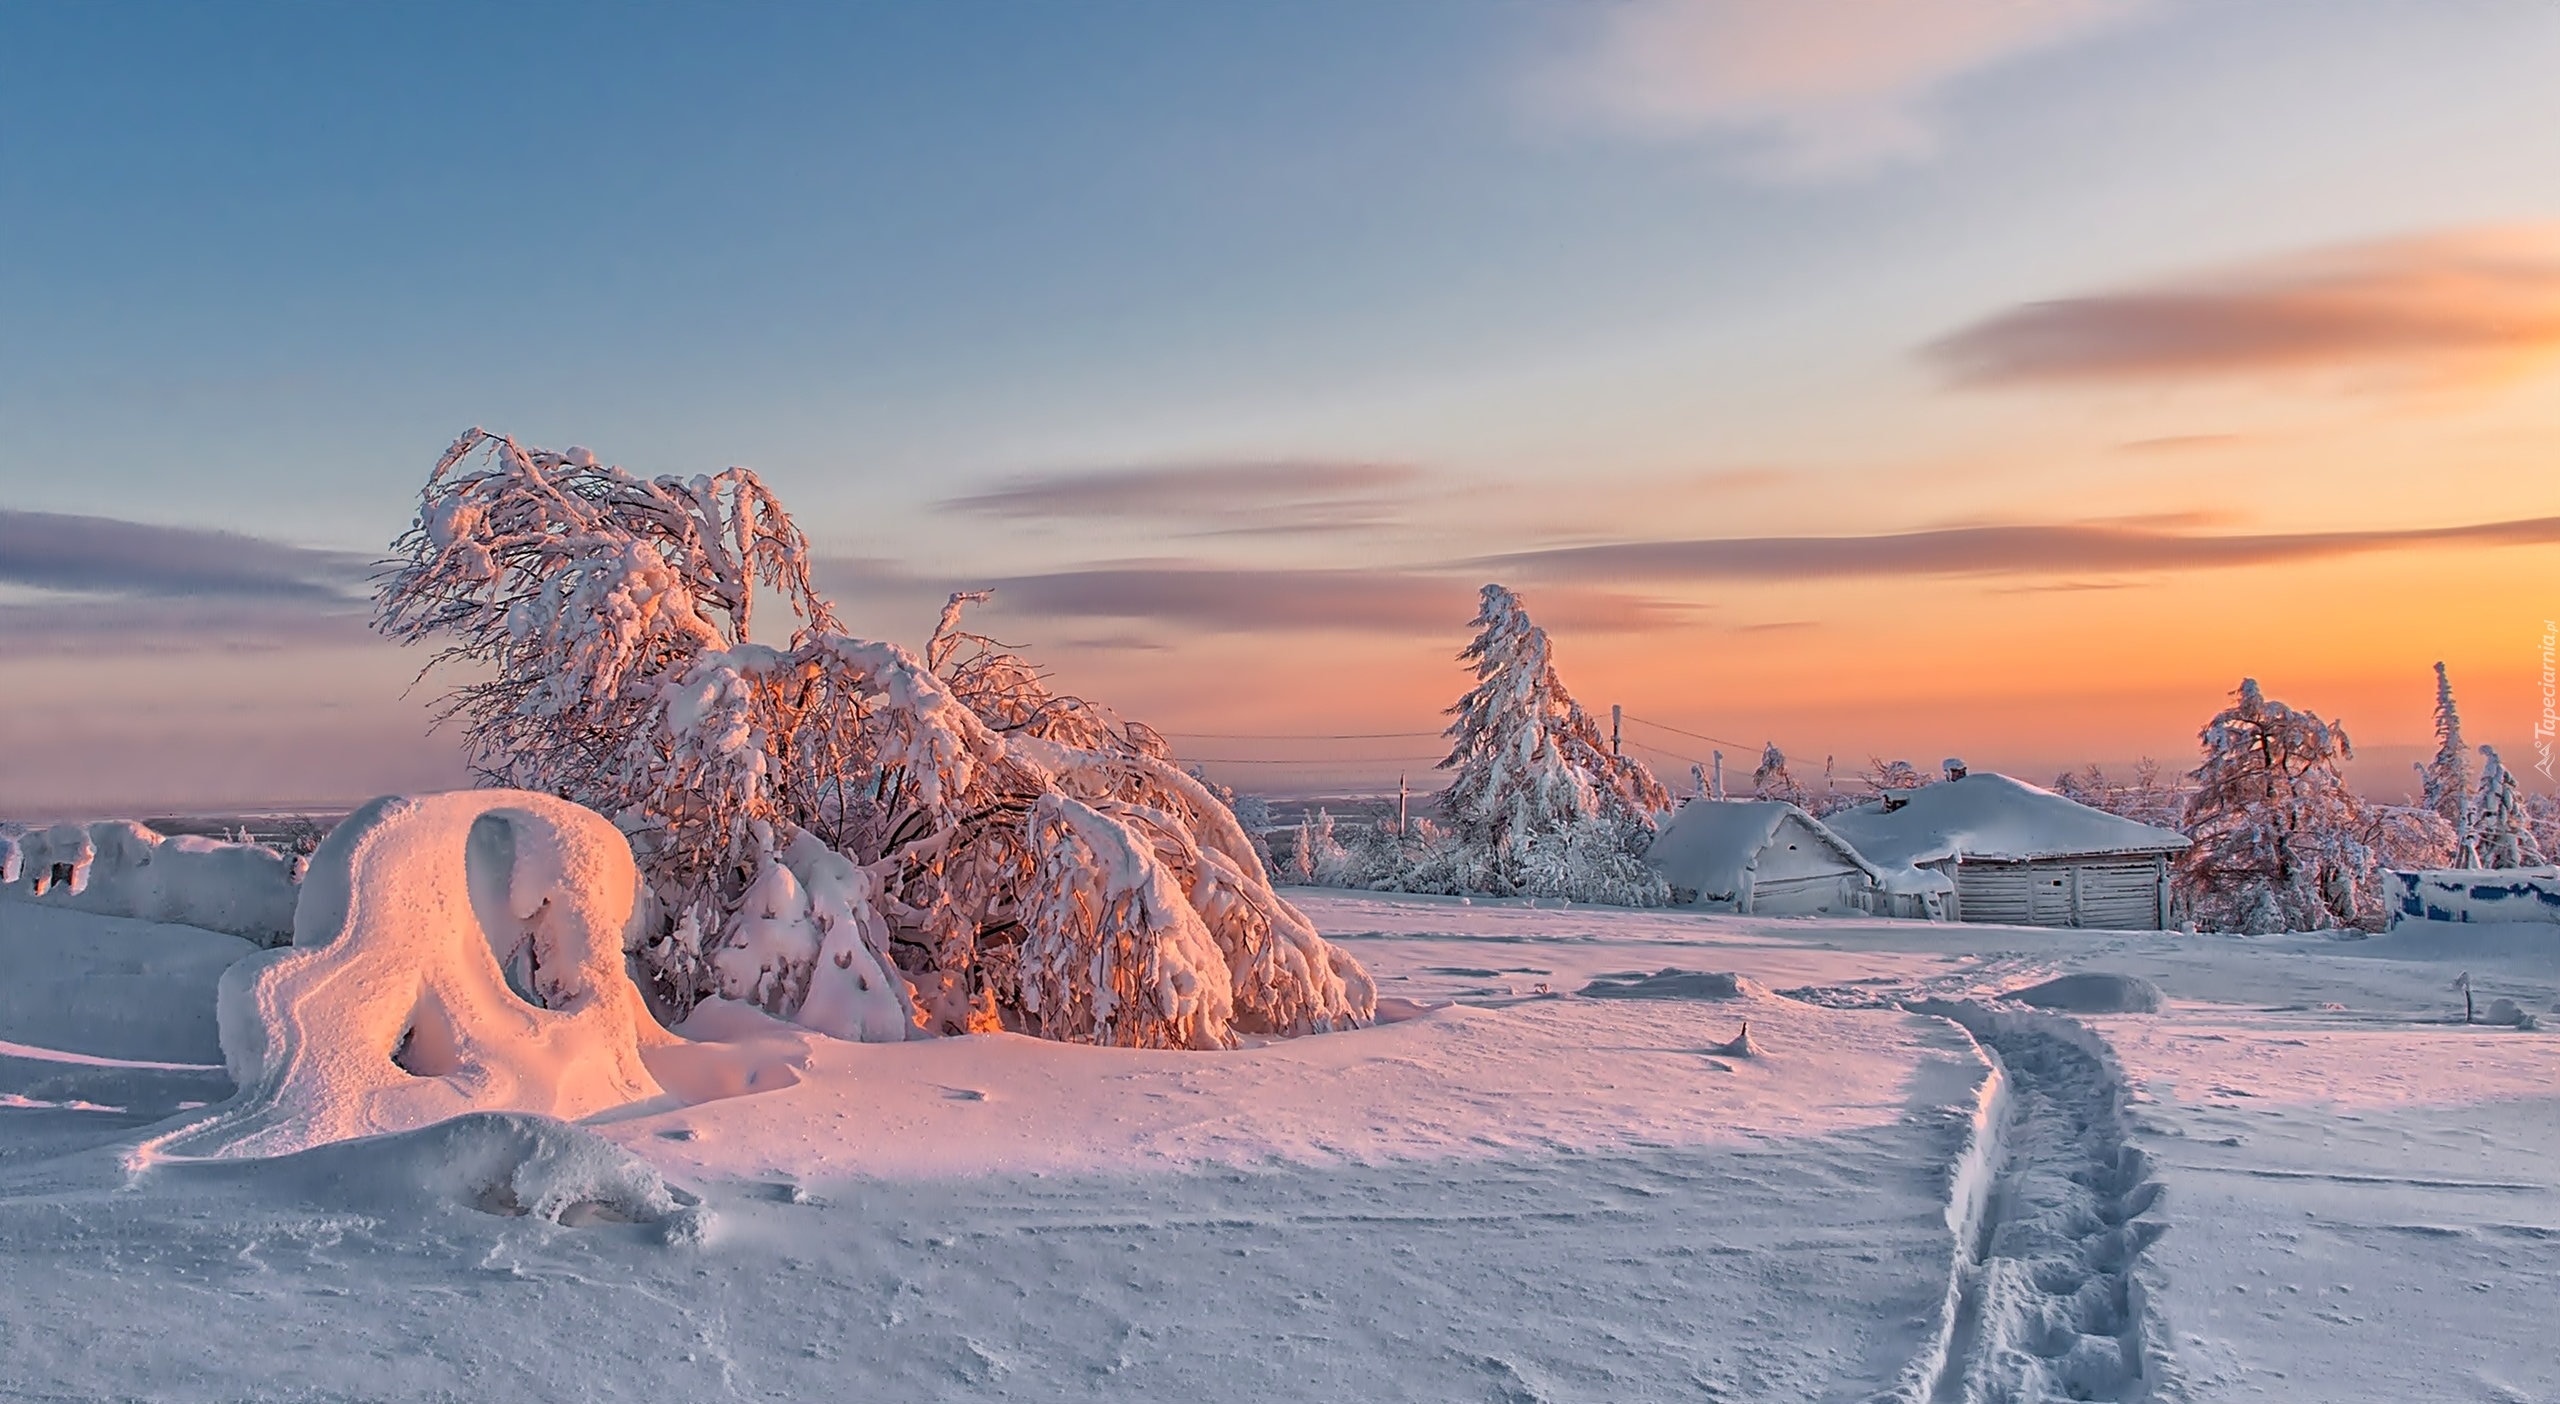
[0,820,300,945]
[2385,868,2560,931]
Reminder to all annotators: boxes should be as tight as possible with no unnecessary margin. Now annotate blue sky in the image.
[6,1,2560,809]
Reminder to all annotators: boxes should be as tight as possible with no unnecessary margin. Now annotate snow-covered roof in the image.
[1645,799,1878,897]
[1824,772,2188,868]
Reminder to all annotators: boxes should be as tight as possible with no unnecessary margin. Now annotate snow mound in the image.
[2002,973,2165,1014]
[0,820,299,945]
[2481,997,2533,1028]
[140,791,671,1161]
[177,1111,699,1234]
[1579,968,1761,1001]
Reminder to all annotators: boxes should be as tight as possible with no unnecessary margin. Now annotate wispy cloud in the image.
[0,596,380,657]
[982,563,1693,636]
[2114,433,2250,455]
[0,509,370,602]
[940,461,1424,535]
[1930,225,2560,387]
[1536,0,2148,179]
[1471,515,2560,582]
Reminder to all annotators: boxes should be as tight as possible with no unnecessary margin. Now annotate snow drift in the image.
[170,1111,701,1235]
[0,820,299,945]
[2003,973,2165,1015]
[142,791,672,1161]
[1578,968,1761,1000]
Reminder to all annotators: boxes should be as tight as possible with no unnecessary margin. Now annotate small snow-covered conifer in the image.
[2420,662,2477,864]
[2471,745,2546,869]
[2180,678,2375,932]
[1434,584,1668,901]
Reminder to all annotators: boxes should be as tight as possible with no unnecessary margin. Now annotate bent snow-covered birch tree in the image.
[376,429,1373,1049]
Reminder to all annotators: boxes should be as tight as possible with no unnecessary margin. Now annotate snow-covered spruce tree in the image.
[2419,661,2477,865]
[1434,584,1669,903]
[1751,742,1811,808]
[2471,745,2547,869]
[2179,679,2376,932]
[377,430,1372,1048]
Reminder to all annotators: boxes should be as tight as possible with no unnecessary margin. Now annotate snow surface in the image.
[1,876,2554,1400]
[1828,771,2190,868]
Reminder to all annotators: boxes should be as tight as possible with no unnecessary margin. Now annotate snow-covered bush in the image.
[377,430,1372,1049]
[2179,679,2376,932]
[1427,585,1669,903]
[2471,745,2546,868]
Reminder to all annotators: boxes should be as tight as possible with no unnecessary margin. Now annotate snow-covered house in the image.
[1825,773,2188,930]
[1644,799,1882,916]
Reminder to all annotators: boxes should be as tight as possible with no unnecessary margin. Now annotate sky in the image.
[5,0,2560,812]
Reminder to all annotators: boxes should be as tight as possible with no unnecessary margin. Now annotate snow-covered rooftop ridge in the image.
[1644,799,1878,898]
[1824,772,2188,868]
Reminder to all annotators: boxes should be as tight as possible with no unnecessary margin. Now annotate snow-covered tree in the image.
[2471,745,2547,868]
[2051,758,2183,831]
[1857,757,1926,798]
[2180,678,2375,932]
[2418,662,2476,864]
[2363,803,2458,873]
[1751,742,1811,808]
[1433,584,1668,902]
[378,430,1373,1048]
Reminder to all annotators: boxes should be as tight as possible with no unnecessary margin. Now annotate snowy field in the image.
[1,890,2554,1402]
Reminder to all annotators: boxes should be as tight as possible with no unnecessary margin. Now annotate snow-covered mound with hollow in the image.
[1,820,299,945]
[141,791,671,1161]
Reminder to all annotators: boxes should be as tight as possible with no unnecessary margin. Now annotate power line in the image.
[1619,735,1712,768]
[1619,713,1757,751]
[1182,754,1446,765]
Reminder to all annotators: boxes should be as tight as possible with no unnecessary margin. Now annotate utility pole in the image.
[1711,750,1724,800]
[1611,704,1622,757]
[1397,771,1408,834]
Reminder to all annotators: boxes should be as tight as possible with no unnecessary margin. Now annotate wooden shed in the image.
[1824,773,2188,930]
[1644,799,1883,916]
